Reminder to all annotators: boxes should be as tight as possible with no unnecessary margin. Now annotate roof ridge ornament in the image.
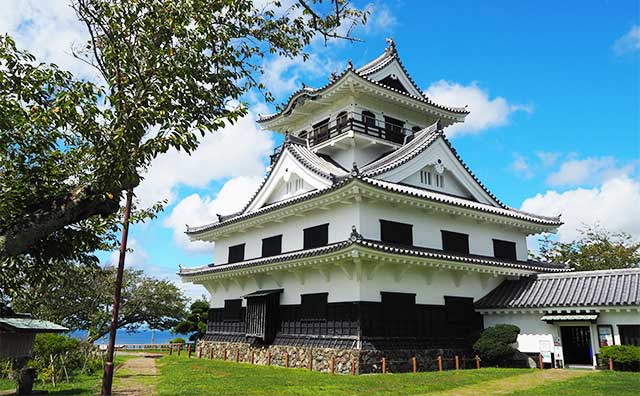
[347,59,354,70]
[349,225,363,242]
[350,161,360,177]
[385,37,396,54]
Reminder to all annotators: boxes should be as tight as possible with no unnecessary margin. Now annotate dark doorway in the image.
[561,326,592,365]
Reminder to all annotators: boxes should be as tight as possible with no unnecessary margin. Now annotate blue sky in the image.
[4,1,639,299]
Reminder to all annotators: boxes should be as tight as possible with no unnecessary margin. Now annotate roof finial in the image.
[385,37,396,54]
[350,161,360,177]
[350,225,363,242]
[347,59,354,70]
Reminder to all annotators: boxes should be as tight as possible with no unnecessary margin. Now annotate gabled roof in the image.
[185,176,561,237]
[179,237,568,280]
[476,268,640,309]
[257,40,468,125]
[0,317,68,333]
[360,123,505,207]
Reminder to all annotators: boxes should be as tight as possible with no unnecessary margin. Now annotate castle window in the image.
[435,174,444,188]
[381,292,415,321]
[336,111,348,131]
[619,325,640,346]
[223,299,242,321]
[303,224,329,249]
[261,235,282,257]
[362,110,376,127]
[384,116,405,142]
[420,170,432,185]
[493,239,517,260]
[300,293,328,321]
[441,231,469,254]
[380,220,413,246]
[313,118,330,142]
[228,243,245,263]
[286,178,304,195]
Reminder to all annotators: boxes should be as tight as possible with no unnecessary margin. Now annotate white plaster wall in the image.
[203,265,361,308]
[401,167,472,199]
[359,265,506,305]
[359,201,529,261]
[213,204,357,265]
[265,175,312,205]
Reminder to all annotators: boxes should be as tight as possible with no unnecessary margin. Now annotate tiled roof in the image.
[257,42,468,124]
[0,317,68,333]
[360,178,561,225]
[288,143,348,179]
[179,238,567,278]
[475,268,640,309]
[186,176,561,235]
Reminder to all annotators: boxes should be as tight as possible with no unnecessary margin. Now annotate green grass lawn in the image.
[0,355,132,395]
[504,371,640,396]
[156,355,531,396]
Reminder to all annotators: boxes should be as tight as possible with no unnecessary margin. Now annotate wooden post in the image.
[235,349,239,362]
[209,347,214,360]
[475,355,481,369]
[285,352,289,368]
[412,356,417,373]
[538,353,543,369]
[609,357,614,371]
[267,351,271,366]
[330,356,335,374]
[455,355,459,370]
[250,351,254,364]
[177,344,181,357]
[437,355,443,372]
[307,351,313,371]
[350,358,356,375]
[381,357,387,374]
[223,349,227,361]
[188,345,192,358]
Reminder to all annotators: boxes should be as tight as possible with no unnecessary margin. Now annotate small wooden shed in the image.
[0,313,68,359]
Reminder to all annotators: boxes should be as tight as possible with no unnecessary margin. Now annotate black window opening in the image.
[380,220,413,246]
[227,243,245,263]
[303,224,329,250]
[381,292,415,322]
[300,293,328,321]
[619,325,640,346]
[336,111,349,131]
[441,230,470,254]
[223,299,242,321]
[362,110,376,127]
[379,75,409,93]
[384,115,405,143]
[261,235,282,258]
[313,118,330,142]
[493,239,517,260]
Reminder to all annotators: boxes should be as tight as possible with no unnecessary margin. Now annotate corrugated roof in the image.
[476,268,640,309]
[0,318,68,333]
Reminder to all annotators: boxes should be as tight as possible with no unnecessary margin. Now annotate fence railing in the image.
[305,112,412,147]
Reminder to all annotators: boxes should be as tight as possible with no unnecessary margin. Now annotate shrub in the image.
[473,324,520,363]
[169,337,186,344]
[600,345,640,371]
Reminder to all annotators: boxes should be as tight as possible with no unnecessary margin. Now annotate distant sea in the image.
[71,329,182,345]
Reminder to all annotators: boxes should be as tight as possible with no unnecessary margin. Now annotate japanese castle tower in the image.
[179,40,640,372]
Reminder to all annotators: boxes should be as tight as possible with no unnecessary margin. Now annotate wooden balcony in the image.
[304,113,410,147]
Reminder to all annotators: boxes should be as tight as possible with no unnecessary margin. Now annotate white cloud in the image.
[613,25,640,55]
[546,156,636,187]
[261,53,342,98]
[0,0,98,79]
[521,176,640,242]
[536,151,560,168]
[109,238,149,268]
[136,111,273,207]
[510,154,534,179]
[364,3,397,33]
[424,80,532,136]
[164,176,264,254]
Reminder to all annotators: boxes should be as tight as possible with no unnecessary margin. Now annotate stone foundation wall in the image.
[196,340,471,374]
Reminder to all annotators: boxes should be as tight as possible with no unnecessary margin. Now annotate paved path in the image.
[422,369,593,396]
[112,354,160,396]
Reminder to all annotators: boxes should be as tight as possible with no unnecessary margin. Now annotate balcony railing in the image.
[304,112,412,147]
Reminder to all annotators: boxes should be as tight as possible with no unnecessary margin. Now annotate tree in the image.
[12,264,188,343]
[1,0,366,293]
[535,225,640,271]
[173,299,209,342]
[473,324,520,363]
